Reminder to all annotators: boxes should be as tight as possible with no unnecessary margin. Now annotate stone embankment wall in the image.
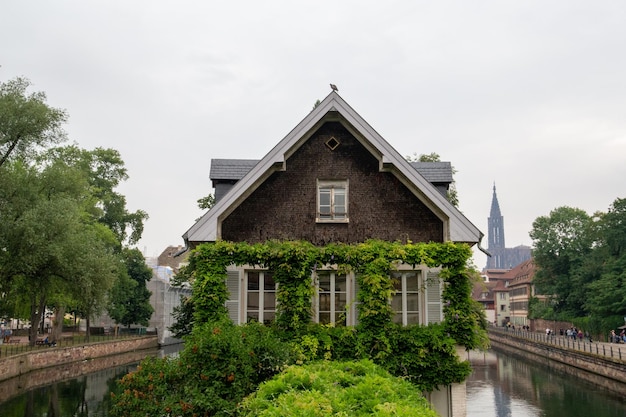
[0,348,157,403]
[0,336,158,383]
[529,318,573,334]
[489,330,626,395]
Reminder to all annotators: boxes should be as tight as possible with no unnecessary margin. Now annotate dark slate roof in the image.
[210,159,259,180]
[211,159,453,183]
[409,161,453,183]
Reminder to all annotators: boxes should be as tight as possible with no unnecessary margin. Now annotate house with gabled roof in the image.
[185,91,481,247]
[183,91,484,417]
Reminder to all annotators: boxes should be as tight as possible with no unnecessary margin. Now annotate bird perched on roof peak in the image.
[330,83,338,92]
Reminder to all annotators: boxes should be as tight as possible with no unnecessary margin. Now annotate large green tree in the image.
[0,158,121,344]
[583,198,626,325]
[107,248,154,329]
[0,77,67,168]
[529,206,594,317]
[1,78,150,342]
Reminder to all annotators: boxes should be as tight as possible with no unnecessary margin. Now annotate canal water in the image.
[1,347,624,416]
[467,348,626,417]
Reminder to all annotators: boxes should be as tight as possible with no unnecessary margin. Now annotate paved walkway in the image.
[489,328,626,363]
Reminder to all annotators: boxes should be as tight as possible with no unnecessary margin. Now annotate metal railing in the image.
[0,331,156,359]
[489,327,626,362]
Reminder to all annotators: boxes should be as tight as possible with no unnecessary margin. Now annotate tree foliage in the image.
[530,206,593,317]
[107,248,154,328]
[197,193,216,210]
[583,198,626,323]
[169,294,195,338]
[0,157,121,344]
[530,199,626,329]
[0,77,67,168]
[42,145,148,246]
[0,78,150,341]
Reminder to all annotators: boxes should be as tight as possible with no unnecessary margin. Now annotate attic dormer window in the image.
[317,179,348,223]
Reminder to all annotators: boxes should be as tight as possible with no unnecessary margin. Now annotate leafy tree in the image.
[169,295,194,338]
[68,223,120,341]
[529,206,594,318]
[583,198,626,324]
[1,79,150,340]
[42,145,148,246]
[107,248,153,329]
[406,152,459,207]
[0,156,124,345]
[0,77,67,168]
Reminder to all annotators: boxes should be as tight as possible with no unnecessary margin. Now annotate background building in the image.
[485,184,531,270]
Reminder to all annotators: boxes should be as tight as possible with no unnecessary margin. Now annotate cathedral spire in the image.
[490,183,502,219]
[485,184,532,270]
[487,183,506,269]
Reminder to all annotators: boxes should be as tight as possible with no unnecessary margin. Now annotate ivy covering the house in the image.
[112,239,487,416]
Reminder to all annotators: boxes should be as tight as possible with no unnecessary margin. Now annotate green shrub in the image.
[111,355,187,416]
[238,359,439,417]
[112,319,293,417]
[384,323,472,391]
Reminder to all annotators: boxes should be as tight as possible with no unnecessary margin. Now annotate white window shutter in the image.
[426,271,443,324]
[226,271,240,324]
[353,276,360,326]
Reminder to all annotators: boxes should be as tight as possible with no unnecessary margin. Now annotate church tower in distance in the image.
[485,184,531,270]
[487,184,506,269]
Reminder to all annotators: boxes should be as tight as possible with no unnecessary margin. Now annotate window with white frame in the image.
[246,271,276,324]
[317,180,348,222]
[391,271,421,325]
[316,271,348,325]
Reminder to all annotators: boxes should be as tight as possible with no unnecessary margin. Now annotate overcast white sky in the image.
[3,1,625,269]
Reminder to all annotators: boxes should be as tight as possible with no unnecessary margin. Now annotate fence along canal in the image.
[487,327,626,396]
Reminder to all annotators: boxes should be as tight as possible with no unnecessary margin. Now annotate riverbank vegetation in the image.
[529,198,626,336]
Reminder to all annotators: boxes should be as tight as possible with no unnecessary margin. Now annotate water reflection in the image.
[1,362,134,417]
[0,344,181,417]
[467,349,626,417]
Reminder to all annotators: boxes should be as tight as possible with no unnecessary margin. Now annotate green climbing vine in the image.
[188,239,483,350]
[113,239,486,416]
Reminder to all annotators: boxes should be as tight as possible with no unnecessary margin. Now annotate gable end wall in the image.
[221,122,443,244]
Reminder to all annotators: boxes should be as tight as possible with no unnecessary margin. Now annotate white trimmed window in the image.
[315,272,348,325]
[391,271,421,325]
[317,180,348,222]
[245,271,276,324]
